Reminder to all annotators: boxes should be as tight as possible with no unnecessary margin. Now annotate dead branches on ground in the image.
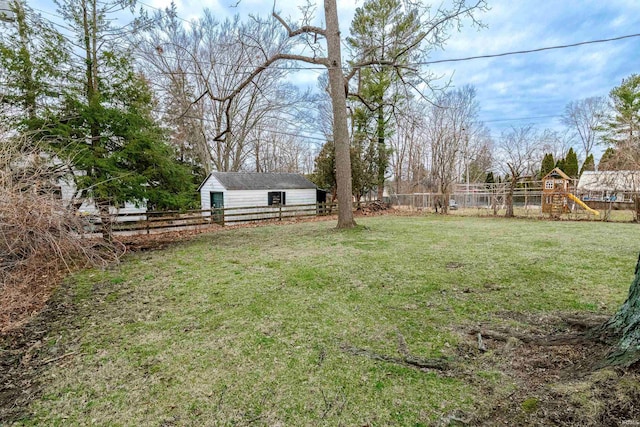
[341,330,450,371]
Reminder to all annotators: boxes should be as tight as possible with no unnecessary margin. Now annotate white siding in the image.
[224,188,316,208]
[222,189,316,223]
[59,177,77,202]
[199,175,226,210]
[199,174,318,224]
[59,176,146,220]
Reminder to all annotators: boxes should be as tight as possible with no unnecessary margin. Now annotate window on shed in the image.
[544,180,554,190]
[268,191,286,206]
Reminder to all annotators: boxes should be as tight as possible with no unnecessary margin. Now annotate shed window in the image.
[268,191,286,206]
[545,181,554,190]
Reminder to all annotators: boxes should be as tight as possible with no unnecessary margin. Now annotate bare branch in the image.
[272,12,326,38]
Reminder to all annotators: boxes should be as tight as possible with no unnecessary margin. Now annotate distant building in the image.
[576,170,640,202]
[198,172,320,224]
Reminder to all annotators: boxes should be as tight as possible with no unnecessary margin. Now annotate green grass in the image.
[16,215,640,426]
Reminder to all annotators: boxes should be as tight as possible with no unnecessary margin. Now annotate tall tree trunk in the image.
[377,107,386,201]
[505,181,515,218]
[596,253,640,366]
[324,0,356,229]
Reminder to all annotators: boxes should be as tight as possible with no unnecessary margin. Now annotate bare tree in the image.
[428,85,479,213]
[137,10,314,174]
[252,125,314,173]
[562,96,608,162]
[497,125,540,218]
[389,101,429,193]
[539,128,573,165]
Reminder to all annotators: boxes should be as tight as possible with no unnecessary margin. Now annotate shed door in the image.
[210,192,224,224]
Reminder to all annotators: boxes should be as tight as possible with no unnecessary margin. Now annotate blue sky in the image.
[28,0,640,158]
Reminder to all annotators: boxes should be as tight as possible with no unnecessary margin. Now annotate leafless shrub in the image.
[0,132,119,333]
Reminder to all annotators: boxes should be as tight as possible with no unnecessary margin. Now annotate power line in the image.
[134,32,640,71]
[421,33,640,65]
[483,114,562,123]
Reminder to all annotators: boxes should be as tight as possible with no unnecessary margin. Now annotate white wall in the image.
[199,174,317,223]
[224,189,316,208]
[222,189,316,223]
[200,175,226,211]
[59,176,147,220]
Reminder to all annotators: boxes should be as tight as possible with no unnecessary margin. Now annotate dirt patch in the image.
[458,312,640,426]
[0,279,82,423]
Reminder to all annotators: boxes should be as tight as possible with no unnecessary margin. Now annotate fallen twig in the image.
[341,343,449,371]
[39,352,77,366]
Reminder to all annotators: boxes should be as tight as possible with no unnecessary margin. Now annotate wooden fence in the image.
[86,202,338,235]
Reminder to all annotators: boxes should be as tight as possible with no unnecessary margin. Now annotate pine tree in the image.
[348,0,422,200]
[539,153,555,178]
[580,153,595,176]
[598,147,617,171]
[564,147,579,178]
[485,171,495,184]
[36,0,196,240]
[0,0,67,124]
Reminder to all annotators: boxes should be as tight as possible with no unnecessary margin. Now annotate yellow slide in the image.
[567,193,599,216]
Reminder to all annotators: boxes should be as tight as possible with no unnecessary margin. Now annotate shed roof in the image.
[200,172,317,191]
[577,170,640,192]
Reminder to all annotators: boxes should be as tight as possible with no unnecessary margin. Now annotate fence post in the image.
[146,212,150,235]
[279,204,282,221]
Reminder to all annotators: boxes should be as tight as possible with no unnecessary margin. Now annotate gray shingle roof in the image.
[206,172,317,190]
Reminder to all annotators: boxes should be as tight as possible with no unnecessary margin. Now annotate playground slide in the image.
[567,193,599,216]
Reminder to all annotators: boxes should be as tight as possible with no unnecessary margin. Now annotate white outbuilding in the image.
[198,172,320,224]
[577,170,640,202]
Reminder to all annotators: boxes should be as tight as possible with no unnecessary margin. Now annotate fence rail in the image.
[85,202,340,235]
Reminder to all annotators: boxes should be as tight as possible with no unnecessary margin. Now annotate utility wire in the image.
[483,114,562,123]
[421,33,640,65]
[132,32,640,71]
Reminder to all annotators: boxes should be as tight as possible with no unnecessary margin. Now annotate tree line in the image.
[1,0,639,227]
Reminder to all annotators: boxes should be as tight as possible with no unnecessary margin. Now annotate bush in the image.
[0,135,117,333]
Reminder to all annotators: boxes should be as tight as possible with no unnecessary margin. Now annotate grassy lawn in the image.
[12,215,640,426]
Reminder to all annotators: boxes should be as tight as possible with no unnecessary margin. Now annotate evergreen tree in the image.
[603,74,640,150]
[0,0,67,124]
[580,153,595,175]
[485,171,495,184]
[555,157,566,174]
[311,140,336,197]
[347,0,421,200]
[564,147,579,178]
[539,152,555,178]
[28,0,196,240]
[598,147,617,171]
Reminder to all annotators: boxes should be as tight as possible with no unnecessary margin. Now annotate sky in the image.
[25,0,640,160]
